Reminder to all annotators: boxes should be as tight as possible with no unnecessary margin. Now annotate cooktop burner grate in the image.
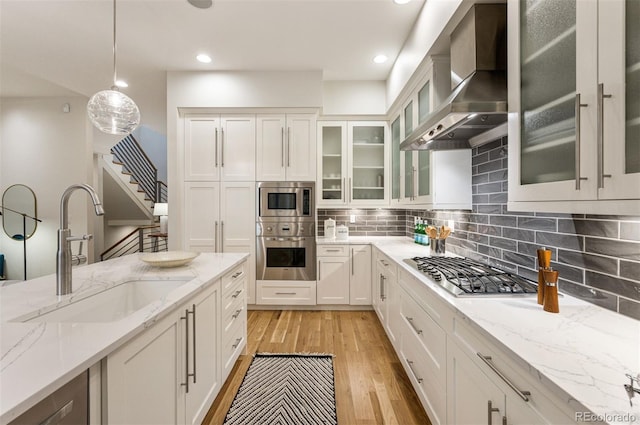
[406,256,538,296]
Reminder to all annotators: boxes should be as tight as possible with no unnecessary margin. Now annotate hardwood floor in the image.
[203,310,432,425]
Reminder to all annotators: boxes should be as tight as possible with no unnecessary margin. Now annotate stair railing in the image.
[156,180,168,203]
[111,135,165,203]
[100,225,167,261]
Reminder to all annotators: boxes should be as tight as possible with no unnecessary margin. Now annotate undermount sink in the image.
[17,279,191,323]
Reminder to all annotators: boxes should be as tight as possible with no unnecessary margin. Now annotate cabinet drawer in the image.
[399,288,446,383]
[256,281,316,305]
[223,297,246,337]
[222,263,246,295]
[317,244,349,257]
[400,331,446,425]
[398,268,452,333]
[222,317,246,379]
[222,277,245,313]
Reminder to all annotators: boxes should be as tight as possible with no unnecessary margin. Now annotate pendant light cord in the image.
[112,0,118,89]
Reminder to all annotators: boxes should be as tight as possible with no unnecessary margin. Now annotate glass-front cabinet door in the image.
[348,122,388,205]
[318,122,347,206]
[509,0,639,211]
[403,101,416,201]
[391,116,401,203]
[416,79,432,201]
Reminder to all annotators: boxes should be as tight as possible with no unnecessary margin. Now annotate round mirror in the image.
[2,184,38,240]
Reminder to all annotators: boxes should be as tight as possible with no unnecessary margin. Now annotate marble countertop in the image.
[364,237,640,425]
[0,252,248,424]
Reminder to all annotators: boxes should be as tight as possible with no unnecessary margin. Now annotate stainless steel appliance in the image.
[404,256,538,296]
[256,182,316,281]
[257,181,313,219]
[256,220,316,280]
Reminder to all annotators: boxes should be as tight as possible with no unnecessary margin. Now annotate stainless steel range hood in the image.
[400,4,507,151]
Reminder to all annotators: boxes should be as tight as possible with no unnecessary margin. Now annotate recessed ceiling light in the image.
[114,80,128,88]
[196,54,212,63]
[393,0,411,4]
[373,54,388,64]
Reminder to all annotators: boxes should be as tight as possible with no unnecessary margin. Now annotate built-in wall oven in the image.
[256,182,315,281]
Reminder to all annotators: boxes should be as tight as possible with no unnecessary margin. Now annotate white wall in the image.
[0,97,97,280]
[322,81,386,115]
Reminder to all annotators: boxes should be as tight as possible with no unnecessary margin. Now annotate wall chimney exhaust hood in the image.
[400,3,507,151]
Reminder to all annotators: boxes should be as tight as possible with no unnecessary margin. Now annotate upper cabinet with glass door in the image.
[508,0,640,214]
[318,121,389,207]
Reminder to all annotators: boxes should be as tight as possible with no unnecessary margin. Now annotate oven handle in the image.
[263,237,308,242]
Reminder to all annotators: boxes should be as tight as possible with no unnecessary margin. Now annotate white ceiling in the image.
[0,0,426,101]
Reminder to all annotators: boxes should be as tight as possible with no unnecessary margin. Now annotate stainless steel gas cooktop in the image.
[404,256,538,297]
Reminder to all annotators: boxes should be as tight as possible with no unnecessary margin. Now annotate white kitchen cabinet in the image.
[256,280,317,305]
[220,263,247,380]
[184,181,256,304]
[397,269,448,425]
[106,282,220,425]
[317,121,389,207]
[256,113,317,181]
[390,57,471,209]
[184,114,256,182]
[372,248,399,346]
[508,0,640,214]
[316,244,371,305]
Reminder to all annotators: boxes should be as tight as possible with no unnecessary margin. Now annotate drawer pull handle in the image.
[232,271,243,278]
[406,316,423,335]
[326,249,341,252]
[405,359,423,383]
[231,289,243,298]
[232,337,243,349]
[232,309,243,319]
[276,292,296,295]
[477,353,531,402]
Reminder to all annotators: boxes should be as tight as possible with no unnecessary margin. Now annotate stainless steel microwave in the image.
[257,182,314,219]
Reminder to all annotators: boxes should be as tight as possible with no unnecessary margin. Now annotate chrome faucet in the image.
[56,184,105,295]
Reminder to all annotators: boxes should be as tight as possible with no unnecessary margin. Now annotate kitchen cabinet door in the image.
[348,121,388,206]
[318,121,348,206]
[508,0,640,214]
[185,285,220,425]
[220,116,256,182]
[106,307,184,425]
[184,116,221,181]
[317,255,350,304]
[184,182,220,252]
[349,245,371,305]
[256,114,317,182]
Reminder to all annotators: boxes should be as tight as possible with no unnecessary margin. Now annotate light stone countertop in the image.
[358,237,640,425]
[0,252,248,424]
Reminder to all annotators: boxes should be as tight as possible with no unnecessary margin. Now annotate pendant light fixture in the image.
[87,0,140,135]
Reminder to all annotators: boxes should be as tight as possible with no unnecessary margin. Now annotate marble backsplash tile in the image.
[406,137,640,321]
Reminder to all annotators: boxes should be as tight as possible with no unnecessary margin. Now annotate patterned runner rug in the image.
[223,353,337,425]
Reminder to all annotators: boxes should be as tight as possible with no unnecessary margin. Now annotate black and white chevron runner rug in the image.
[223,353,337,425]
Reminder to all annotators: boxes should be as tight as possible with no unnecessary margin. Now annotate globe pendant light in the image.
[87,0,140,135]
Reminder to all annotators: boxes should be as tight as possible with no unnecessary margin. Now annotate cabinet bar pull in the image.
[221,128,225,167]
[215,128,219,167]
[281,127,285,167]
[287,127,291,167]
[380,274,386,301]
[406,316,423,335]
[232,289,243,298]
[349,178,352,203]
[343,177,346,202]
[232,337,243,349]
[190,304,196,384]
[221,221,224,253]
[276,292,297,295]
[405,359,423,383]
[232,271,243,278]
[487,400,500,425]
[232,308,243,319]
[575,93,588,190]
[412,167,417,200]
[214,221,218,252]
[351,248,354,275]
[597,83,612,188]
[477,353,531,402]
[181,309,190,393]
[326,249,341,252]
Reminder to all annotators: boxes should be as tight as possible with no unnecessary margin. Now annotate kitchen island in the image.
[0,252,248,424]
[319,236,640,425]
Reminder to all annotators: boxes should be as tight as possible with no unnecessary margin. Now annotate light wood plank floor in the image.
[203,310,432,425]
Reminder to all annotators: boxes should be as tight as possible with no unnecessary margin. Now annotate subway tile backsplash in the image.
[406,137,640,321]
[318,137,640,320]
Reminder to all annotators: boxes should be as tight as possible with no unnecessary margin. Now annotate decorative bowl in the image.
[140,251,199,268]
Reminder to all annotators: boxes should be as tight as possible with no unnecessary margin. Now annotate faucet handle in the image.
[67,234,93,242]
